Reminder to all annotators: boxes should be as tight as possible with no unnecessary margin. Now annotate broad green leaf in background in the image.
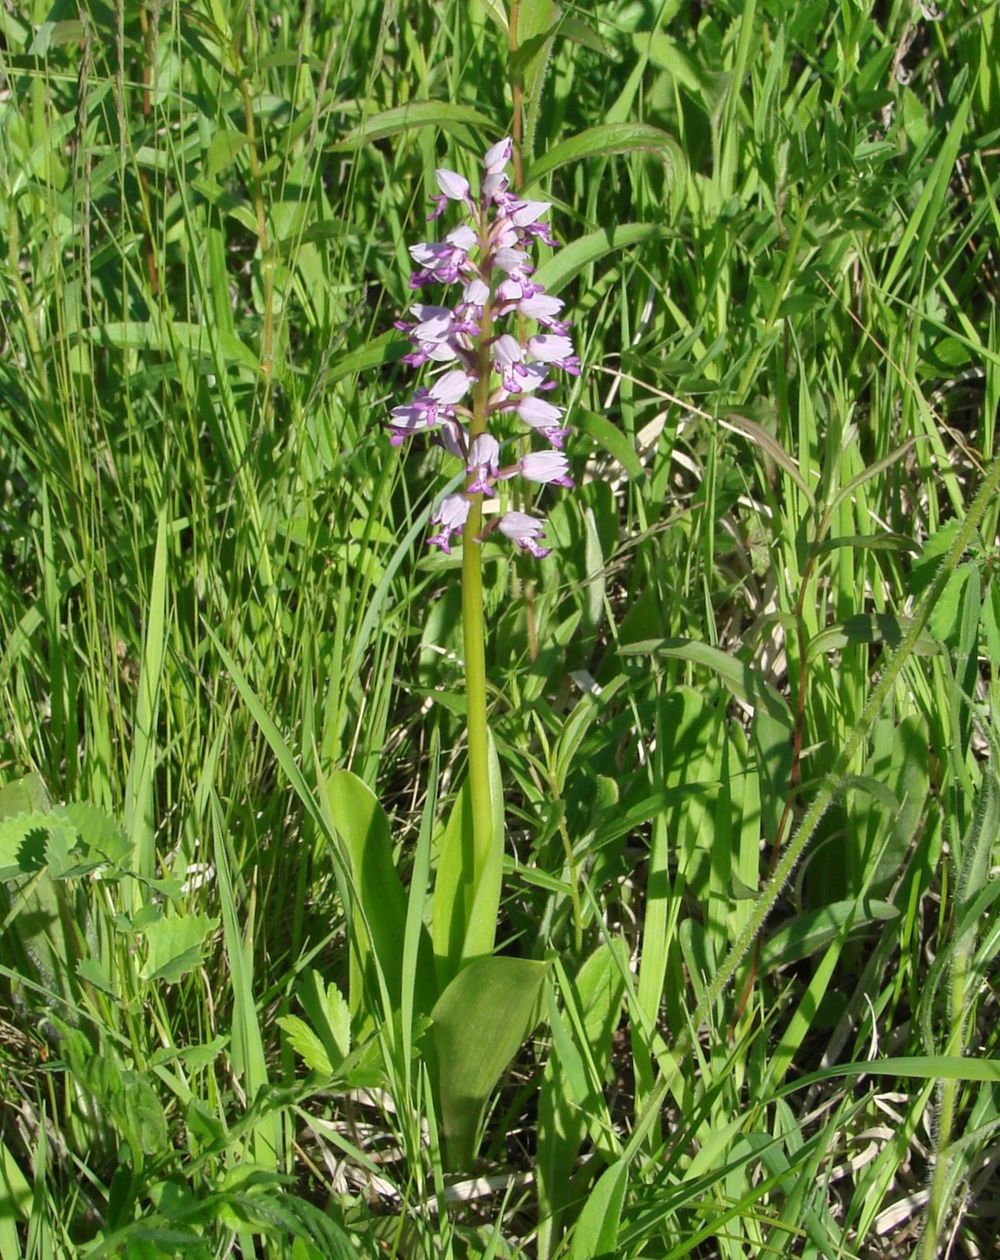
[537,941,628,1260]
[334,101,498,149]
[575,410,644,481]
[124,508,169,898]
[760,899,899,972]
[480,0,508,34]
[324,768,435,1019]
[533,223,669,295]
[0,1135,30,1243]
[620,639,792,726]
[808,614,942,658]
[0,773,50,819]
[522,122,685,192]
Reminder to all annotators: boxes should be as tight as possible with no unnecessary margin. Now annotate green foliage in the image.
[1,0,1000,1255]
[430,956,549,1171]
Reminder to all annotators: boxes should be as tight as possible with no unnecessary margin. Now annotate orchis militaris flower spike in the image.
[390,136,579,557]
[388,136,581,969]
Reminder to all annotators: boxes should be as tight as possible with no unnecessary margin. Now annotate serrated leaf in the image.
[149,1036,228,1071]
[322,980,351,1060]
[109,1073,169,1155]
[289,970,351,1069]
[59,802,132,866]
[277,1016,335,1076]
[0,812,54,880]
[139,913,219,984]
[518,0,561,156]
[45,816,87,878]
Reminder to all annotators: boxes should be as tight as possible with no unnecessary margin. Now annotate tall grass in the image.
[1,1,999,1256]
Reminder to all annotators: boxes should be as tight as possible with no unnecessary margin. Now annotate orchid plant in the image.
[389,137,579,976]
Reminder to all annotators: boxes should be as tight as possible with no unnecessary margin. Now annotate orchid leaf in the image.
[431,956,549,1170]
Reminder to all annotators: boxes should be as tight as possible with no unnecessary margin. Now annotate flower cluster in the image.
[390,137,579,558]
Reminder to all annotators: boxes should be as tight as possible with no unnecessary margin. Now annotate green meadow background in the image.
[2,0,999,1255]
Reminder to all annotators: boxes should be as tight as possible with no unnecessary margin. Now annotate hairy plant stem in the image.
[460,288,496,946]
[623,445,1000,1162]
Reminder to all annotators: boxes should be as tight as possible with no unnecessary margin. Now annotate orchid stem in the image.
[460,324,496,950]
[461,504,492,901]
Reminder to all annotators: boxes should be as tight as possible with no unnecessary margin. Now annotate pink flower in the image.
[494,246,531,275]
[510,200,550,227]
[409,225,478,285]
[466,434,500,495]
[527,334,579,373]
[389,381,461,443]
[428,169,471,219]
[436,169,469,200]
[518,292,565,328]
[515,396,568,446]
[482,171,509,201]
[515,363,552,393]
[429,369,475,405]
[462,277,490,309]
[398,305,474,366]
[498,511,550,558]
[484,137,513,174]
[517,396,562,428]
[519,451,574,487]
[428,494,471,553]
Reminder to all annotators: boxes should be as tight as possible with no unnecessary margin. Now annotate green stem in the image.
[461,300,496,939]
[462,498,493,888]
[623,445,1000,1161]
